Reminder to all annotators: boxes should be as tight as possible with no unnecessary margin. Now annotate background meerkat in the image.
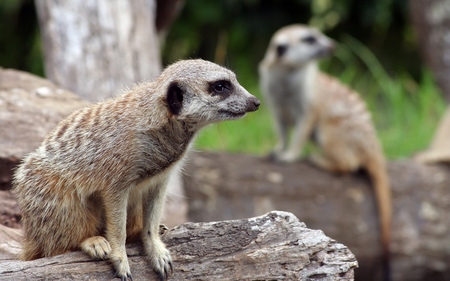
[259,24,392,279]
[14,59,260,281]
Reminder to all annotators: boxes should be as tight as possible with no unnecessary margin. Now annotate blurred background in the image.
[0,0,446,158]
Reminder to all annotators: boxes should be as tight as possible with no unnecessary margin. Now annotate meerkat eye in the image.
[214,83,225,92]
[302,35,317,44]
[210,80,232,96]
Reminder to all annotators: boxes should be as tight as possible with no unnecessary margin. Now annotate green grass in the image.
[194,36,446,159]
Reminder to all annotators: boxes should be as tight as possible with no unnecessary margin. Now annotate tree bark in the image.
[35,0,161,102]
[184,151,450,281]
[0,211,357,280]
[410,0,450,102]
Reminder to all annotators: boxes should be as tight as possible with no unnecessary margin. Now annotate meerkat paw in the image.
[110,250,133,281]
[274,151,298,163]
[80,236,111,260]
[159,224,169,236]
[267,151,280,162]
[146,239,173,281]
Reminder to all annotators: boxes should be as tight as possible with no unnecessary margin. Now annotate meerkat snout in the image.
[247,96,260,112]
[276,44,288,57]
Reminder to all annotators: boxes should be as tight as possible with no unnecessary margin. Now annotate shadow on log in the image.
[0,211,357,280]
[184,151,450,281]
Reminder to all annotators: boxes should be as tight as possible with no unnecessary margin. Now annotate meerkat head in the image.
[157,59,260,127]
[264,24,335,68]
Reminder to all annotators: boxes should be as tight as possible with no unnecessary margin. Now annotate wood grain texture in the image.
[0,211,357,280]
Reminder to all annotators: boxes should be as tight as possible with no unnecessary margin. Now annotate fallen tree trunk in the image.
[184,151,450,281]
[0,211,357,280]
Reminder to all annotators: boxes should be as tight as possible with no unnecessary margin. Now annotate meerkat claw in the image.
[158,224,169,236]
[115,271,133,281]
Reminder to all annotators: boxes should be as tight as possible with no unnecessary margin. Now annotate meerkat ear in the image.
[167,82,184,115]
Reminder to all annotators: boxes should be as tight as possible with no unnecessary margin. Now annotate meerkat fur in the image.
[259,24,392,276]
[14,59,260,281]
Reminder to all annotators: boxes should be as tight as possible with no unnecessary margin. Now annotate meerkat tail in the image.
[365,154,392,281]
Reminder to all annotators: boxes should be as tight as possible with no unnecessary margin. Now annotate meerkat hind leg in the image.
[81,236,112,260]
[309,152,358,174]
[309,154,339,172]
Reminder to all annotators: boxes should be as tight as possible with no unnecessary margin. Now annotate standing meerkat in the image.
[259,24,392,278]
[14,59,260,281]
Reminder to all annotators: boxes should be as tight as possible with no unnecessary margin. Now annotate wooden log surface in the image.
[184,151,450,281]
[0,211,357,280]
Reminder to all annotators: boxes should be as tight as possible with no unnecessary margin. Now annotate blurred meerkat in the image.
[259,24,392,276]
[14,59,260,281]
[415,107,450,163]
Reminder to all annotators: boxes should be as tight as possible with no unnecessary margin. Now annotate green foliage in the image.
[0,0,43,76]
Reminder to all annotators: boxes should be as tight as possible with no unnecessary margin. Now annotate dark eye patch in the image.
[209,80,232,98]
[302,35,317,44]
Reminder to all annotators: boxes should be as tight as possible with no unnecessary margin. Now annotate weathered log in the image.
[0,225,21,261]
[184,151,450,281]
[0,191,21,229]
[0,211,357,280]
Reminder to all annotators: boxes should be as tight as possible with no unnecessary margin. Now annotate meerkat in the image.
[259,24,392,278]
[14,59,260,281]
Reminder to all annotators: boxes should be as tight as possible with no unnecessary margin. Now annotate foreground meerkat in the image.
[259,24,392,277]
[14,59,260,280]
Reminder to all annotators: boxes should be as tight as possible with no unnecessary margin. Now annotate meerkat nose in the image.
[248,97,260,112]
[276,44,288,57]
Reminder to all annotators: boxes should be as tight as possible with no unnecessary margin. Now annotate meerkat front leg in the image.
[142,179,173,281]
[277,111,316,163]
[272,110,290,156]
[103,190,132,281]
